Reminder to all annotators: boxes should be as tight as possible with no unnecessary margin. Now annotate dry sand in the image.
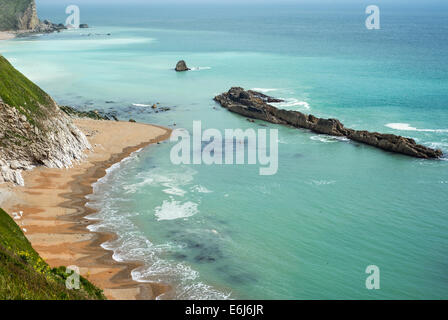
[0,119,172,300]
[0,32,16,40]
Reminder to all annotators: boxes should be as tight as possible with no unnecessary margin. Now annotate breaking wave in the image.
[385,123,448,133]
[85,154,230,300]
[271,98,310,110]
[155,199,199,221]
[132,103,151,107]
[251,88,279,93]
[190,67,212,71]
[310,135,350,143]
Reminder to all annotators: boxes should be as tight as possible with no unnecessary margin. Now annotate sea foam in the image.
[191,185,213,193]
[190,67,212,71]
[132,103,151,107]
[271,98,310,110]
[84,159,229,299]
[386,123,448,133]
[123,167,196,195]
[251,88,279,93]
[155,199,199,221]
[310,135,349,143]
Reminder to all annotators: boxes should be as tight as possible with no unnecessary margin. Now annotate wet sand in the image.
[0,119,172,300]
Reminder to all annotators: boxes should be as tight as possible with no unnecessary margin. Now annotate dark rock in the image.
[129,119,136,123]
[175,60,190,72]
[194,254,217,263]
[29,19,67,34]
[214,87,443,159]
[248,90,284,103]
[172,253,188,260]
[59,105,115,121]
[79,24,89,28]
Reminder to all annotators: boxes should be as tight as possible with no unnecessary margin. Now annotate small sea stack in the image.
[175,60,190,72]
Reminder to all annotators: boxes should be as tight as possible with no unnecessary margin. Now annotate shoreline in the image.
[0,31,16,41]
[0,119,172,300]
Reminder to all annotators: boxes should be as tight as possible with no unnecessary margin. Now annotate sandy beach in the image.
[0,119,172,300]
[0,32,16,40]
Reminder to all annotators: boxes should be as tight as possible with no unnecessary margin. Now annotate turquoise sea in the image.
[1,1,448,299]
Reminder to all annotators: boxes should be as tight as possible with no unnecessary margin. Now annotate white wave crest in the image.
[83,158,229,299]
[427,142,448,150]
[123,167,197,195]
[385,123,448,133]
[132,103,151,107]
[190,67,212,71]
[191,185,213,193]
[155,199,199,221]
[307,180,336,186]
[89,148,143,194]
[310,135,349,143]
[272,98,310,110]
[251,88,279,93]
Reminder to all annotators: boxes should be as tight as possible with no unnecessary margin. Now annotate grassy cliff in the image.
[0,0,39,31]
[0,208,105,300]
[0,54,91,185]
[0,55,53,124]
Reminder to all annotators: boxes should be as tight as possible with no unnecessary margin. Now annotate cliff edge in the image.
[0,0,39,31]
[0,55,91,185]
[0,208,105,299]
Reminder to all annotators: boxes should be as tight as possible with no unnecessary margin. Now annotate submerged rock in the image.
[59,105,117,121]
[175,60,190,72]
[214,87,443,159]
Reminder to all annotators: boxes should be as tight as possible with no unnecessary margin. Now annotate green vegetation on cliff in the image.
[0,55,53,124]
[0,54,91,185]
[0,0,38,31]
[0,208,106,300]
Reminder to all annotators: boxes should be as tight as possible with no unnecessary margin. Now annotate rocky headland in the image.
[214,87,443,159]
[0,0,40,31]
[0,0,85,36]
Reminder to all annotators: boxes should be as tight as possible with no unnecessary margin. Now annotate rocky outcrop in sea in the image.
[33,20,67,34]
[214,87,443,159]
[175,60,190,72]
